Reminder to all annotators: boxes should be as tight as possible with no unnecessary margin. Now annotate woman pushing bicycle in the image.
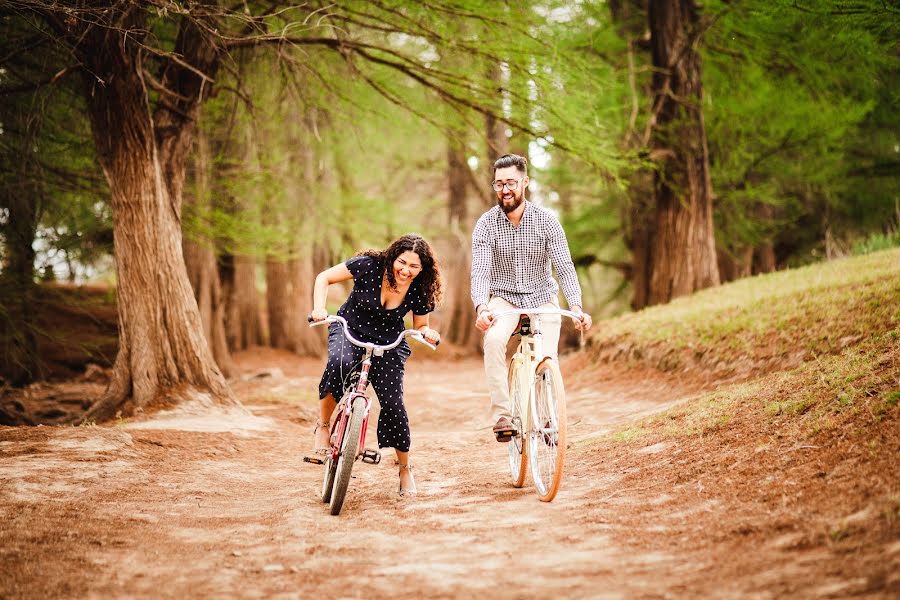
[306,234,442,497]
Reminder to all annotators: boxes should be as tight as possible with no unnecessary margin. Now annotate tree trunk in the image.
[266,258,292,350]
[222,254,264,350]
[484,60,508,205]
[1,187,42,385]
[184,129,235,377]
[439,134,481,352]
[754,245,776,274]
[76,10,235,421]
[628,178,656,310]
[646,0,720,305]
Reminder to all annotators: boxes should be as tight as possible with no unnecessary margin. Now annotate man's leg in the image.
[482,297,521,434]
[536,298,562,362]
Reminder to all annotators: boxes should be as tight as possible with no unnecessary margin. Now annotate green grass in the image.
[605,338,897,445]
[587,249,900,444]
[590,248,900,373]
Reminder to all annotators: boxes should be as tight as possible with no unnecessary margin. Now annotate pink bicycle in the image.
[305,315,437,515]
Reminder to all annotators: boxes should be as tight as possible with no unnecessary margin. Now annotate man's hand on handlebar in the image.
[571,308,592,332]
[475,307,494,332]
[309,308,328,322]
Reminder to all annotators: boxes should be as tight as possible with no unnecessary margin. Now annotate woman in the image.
[307,234,442,497]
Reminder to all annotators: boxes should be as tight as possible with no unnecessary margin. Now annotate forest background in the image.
[0,0,897,421]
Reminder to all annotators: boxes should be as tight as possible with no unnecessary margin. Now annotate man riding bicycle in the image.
[471,154,592,442]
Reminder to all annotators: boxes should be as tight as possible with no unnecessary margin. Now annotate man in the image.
[471,153,592,442]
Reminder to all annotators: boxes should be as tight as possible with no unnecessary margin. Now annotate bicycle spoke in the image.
[507,359,528,488]
[528,361,567,502]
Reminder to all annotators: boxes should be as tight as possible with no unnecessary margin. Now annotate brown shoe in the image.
[493,416,516,443]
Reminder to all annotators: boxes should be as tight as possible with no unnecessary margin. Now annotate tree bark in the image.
[266,258,292,351]
[627,178,656,310]
[440,134,481,352]
[484,60,508,205]
[1,183,42,385]
[74,9,235,421]
[646,0,720,305]
[222,254,264,350]
[184,128,235,377]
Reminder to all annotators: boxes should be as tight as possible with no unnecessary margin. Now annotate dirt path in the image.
[1,352,894,598]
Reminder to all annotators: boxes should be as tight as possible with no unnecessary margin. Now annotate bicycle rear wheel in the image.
[528,359,567,502]
[507,358,528,488]
[329,396,365,515]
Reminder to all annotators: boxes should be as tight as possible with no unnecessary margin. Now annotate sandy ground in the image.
[1,349,896,599]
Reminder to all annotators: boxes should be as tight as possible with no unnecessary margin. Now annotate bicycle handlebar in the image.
[489,307,585,322]
[307,314,439,351]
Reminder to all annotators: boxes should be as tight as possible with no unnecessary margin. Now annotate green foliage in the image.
[702,0,900,261]
[852,231,900,256]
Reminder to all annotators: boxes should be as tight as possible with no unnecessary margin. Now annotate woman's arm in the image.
[412,314,440,344]
[310,263,354,320]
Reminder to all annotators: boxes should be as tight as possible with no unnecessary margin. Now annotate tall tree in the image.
[646,0,719,304]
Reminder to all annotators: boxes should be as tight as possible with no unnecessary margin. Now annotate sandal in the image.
[302,420,331,465]
[397,462,417,498]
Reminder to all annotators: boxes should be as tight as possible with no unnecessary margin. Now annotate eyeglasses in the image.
[491,179,522,192]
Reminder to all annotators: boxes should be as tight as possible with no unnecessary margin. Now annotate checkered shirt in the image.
[471,201,583,311]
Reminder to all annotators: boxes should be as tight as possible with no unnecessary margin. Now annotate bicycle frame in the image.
[493,307,580,500]
[495,308,581,437]
[329,348,375,464]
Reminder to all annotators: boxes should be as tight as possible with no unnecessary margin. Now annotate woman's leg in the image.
[312,324,361,455]
[369,353,416,495]
[315,393,337,449]
[395,450,416,496]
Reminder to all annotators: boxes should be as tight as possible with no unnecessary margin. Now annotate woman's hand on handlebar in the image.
[309,308,329,322]
[418,327,441,345]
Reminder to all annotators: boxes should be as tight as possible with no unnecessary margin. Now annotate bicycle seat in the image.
[512,316,532,338]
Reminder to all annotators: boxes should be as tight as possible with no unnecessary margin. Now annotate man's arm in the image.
[546,215,582,309]
[470,215,491,313]
[547,214,592,331]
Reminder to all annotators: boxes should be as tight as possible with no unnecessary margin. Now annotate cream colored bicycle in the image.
[493,308,579,502]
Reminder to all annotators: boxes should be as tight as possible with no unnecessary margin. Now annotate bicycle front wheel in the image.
[329,396,365,515]
[507,358,528,488]
[321,414,339,503]
[528,359,567,502]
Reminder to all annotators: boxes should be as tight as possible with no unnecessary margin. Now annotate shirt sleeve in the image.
[345,255,378,282]
[547,214,583,309]
[411,284,431,316]
[470,215,491,309]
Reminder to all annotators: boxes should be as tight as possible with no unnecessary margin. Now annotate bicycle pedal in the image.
[303,456,325,465]
[494,428,516,443]
[360,449,382,464]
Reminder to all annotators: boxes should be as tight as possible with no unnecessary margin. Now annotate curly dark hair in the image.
[355,234,443,311]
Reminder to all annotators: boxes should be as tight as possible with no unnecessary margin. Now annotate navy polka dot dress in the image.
[318,256,431,453]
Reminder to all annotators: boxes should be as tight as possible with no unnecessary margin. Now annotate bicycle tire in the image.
[321,420,338,503]
[507,358,528,488]
[329,396,365,515]
[528,359,567,502]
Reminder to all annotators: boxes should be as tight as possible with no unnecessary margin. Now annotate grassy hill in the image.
[588,248,899,383]
[577,248,899,594]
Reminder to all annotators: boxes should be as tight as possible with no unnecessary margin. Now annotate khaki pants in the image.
[483,296,561,423]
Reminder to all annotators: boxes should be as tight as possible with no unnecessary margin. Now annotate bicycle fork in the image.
[331,353,382,465]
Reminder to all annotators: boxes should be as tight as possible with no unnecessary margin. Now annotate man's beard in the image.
[498,192,524,214]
